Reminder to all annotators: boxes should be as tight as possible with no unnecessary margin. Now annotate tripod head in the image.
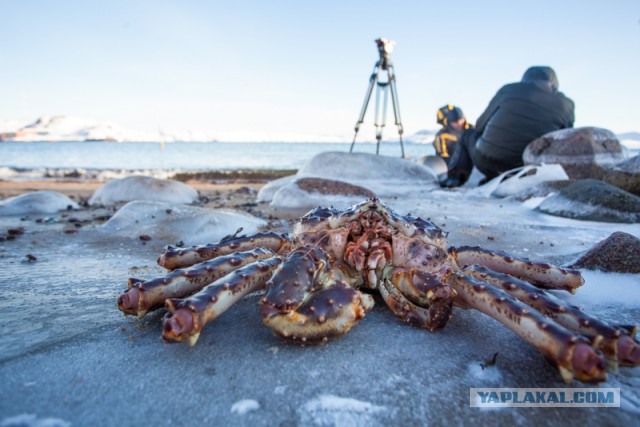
[375,38,395,70]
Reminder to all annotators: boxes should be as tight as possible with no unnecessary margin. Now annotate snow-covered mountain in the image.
[0,116,170,143]
[0,115,637,147]
[0,116,359,143]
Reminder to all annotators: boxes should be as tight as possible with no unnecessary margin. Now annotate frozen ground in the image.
[1,155,639,426]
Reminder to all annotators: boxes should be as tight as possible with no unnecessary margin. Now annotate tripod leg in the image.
[388,66,405,158]
[350,63,380,153]
[374,82,390,155]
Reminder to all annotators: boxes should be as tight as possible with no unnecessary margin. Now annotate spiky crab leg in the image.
[157,232,291,270]
[117,248,276,318]
[448,273,607,383]
[449,246,584,293]
[464,265,640,369]
[162,256,282,346]
[260,246,374,344]
[378,269,455,331]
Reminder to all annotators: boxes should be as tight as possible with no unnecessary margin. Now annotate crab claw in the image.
[162,306,198,346]
[568,343,607,383]
[618,335,640,366]
[117,287,141,316]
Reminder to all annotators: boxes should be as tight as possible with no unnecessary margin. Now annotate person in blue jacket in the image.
[442,66,575,187]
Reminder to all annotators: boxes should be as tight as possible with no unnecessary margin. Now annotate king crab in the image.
[117,199,639,383]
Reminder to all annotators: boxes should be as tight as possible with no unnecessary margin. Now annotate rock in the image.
[602,155,640,196]
[536,179,640,223]
[89,176,199,206]
[264,177,377,213]
[523,127,626,179]
[509,180,575,202]
[258,151,438,209]
[571,232,640,273]
[0,191,79,216]
[295,178,376,199]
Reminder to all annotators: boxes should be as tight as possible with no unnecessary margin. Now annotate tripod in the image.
[349,38,405,157]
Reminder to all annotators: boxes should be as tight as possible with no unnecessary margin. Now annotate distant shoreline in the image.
[0,167,298,184]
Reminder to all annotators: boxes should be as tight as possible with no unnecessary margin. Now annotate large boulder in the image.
[268,177,377,211]
[0,191,79,216]
[536,179,640,223]
[100,201,266,244]
[89,175,199,206]
[523,127,626,180]
[258,152,438,211]
[602,155,640,196]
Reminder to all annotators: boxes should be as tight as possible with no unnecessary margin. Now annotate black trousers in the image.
[447,130,520,182]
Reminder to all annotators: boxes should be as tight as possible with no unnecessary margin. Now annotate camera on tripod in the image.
[375,38,395,70]
[349,38,405,157]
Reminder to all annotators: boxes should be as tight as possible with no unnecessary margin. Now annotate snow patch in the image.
[466,361,504,385]
[299,395,386,427]
[230,399,260,415]
[0,414,70,427]
[476,164,569,198]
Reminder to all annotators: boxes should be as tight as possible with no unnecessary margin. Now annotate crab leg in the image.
[260,246,374,343]
[379,270,455,331]
[118,248,275,318]
[449,273,607,383]
[162,256,282,346]
[449,246,584,293]
[463,265,640,368]
[158,232,290,270]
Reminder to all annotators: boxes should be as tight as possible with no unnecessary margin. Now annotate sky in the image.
[0,0,639,140]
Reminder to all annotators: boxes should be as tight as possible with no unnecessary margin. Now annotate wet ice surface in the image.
[1,155,640,425]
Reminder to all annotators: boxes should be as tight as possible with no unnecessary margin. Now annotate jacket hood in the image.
[521,66,559,92]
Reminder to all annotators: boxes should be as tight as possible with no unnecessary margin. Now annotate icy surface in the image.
[100,200,266,244]
[88,176,199,205]
[1,152,639,425]
[0,191,79,216]
[299,395,387,427]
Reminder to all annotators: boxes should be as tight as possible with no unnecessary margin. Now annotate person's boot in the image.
[440,171,466,188]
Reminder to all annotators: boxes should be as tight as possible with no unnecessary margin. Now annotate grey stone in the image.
[536,179,640,223]
[571,231,640,273]
[509,180,574,202]
[295,177,376,199]
[523,127,626,179]
[603,155,640,196]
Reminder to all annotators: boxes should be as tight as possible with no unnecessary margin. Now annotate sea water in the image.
[0,141,432,174]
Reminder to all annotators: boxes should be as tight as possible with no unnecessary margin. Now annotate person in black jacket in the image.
[433,104,473,166]
[441,66,575,187]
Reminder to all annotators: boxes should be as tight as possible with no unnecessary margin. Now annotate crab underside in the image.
[117,199,639,383]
